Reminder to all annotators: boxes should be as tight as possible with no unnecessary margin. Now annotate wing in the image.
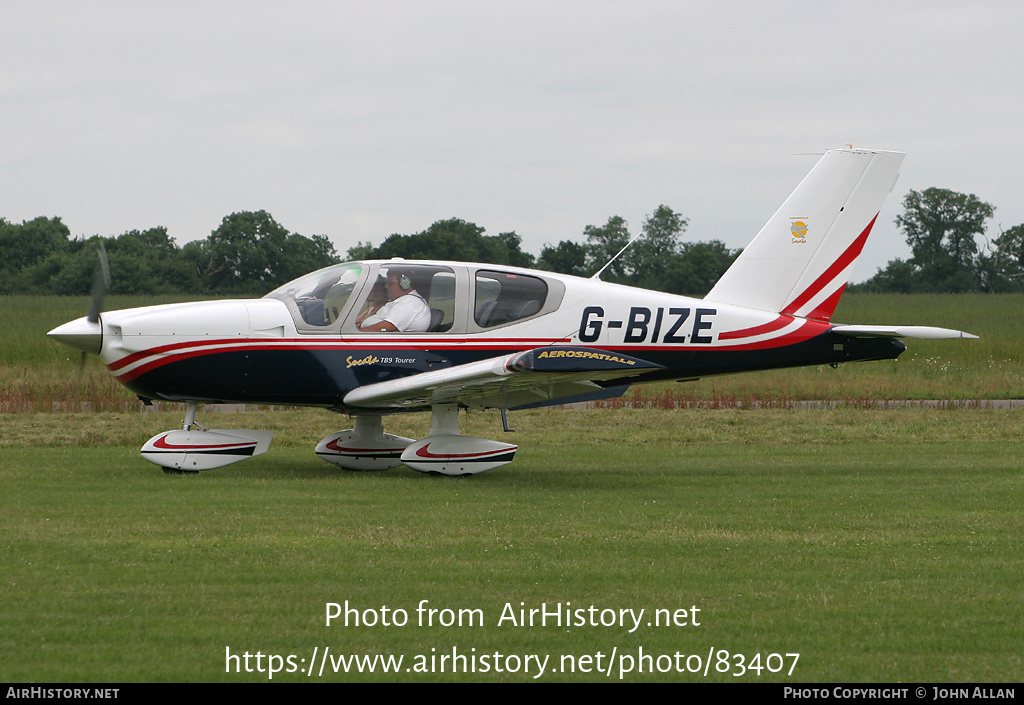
[831,325,978,339]
[343,346,663,411]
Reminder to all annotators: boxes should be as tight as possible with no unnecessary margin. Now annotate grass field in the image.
[2,294,1023,682]
[2,407,1022,682]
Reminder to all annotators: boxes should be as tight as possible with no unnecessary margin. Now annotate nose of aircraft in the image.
[48,316,103,355]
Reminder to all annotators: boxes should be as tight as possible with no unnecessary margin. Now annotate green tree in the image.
[979,223,1024,292]
[856,258,918,294]
[195,211,290,293]
[279,233,339,282]
[583,215,632,282]
[896,188,994,292]
[579,207,692,288]
[537,240,588,277]
[346,241,376,261]
[28,246,92,295]
[662,240,741,296]
[625,205,688,290]
[0,216,71,292]
[18,228,200,296]
[495,230,535,268]
[105,227,202,294]
[357,218,535,267]
[191,211,338,294]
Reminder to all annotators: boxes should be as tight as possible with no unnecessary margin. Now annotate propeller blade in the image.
[86,241,110,324]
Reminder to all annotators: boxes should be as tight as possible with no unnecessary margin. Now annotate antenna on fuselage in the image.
[590,231,643,281]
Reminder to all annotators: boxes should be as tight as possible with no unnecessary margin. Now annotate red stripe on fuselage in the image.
[717,314,793,341]
[107,336,569,372]
[109,320,834,384]
[108,337,565,382]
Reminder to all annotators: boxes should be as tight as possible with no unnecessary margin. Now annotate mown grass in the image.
[3,294,1023,682]
[1,407,1023,682]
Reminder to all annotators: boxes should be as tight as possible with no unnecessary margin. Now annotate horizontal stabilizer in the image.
[831,325,978,339]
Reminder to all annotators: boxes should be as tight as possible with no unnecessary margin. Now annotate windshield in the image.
[264,262,364,327]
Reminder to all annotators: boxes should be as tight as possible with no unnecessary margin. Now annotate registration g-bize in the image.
[48,147,976,475]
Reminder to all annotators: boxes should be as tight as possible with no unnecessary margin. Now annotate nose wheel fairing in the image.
[141,428,274,472]
[140,402,274,472]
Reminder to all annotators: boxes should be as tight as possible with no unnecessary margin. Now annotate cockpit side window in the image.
[474,270,548,327]
[426,270,456,332]
[351,264,456,333]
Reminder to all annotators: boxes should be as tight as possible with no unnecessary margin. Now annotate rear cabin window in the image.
[474,271,548,327]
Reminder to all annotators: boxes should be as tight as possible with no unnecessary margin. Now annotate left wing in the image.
[831,325,978,339]
[343,346,663,411]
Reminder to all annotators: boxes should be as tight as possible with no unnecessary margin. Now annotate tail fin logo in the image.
[790,218,808,243]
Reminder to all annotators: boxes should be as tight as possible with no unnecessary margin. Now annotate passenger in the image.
[357,271,431,332]
[354,279,388,327]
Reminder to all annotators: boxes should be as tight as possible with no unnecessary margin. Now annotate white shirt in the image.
[361,291,431,332]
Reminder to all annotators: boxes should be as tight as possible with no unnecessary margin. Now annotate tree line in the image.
[1,205,741,298]
[343,190,1024,296]
[853,188,1024,293]
[5,187,1019,298]
[348,205,741,296]
[0,211,338,296]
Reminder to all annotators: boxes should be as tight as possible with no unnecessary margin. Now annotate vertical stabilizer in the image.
[705,148,904,320]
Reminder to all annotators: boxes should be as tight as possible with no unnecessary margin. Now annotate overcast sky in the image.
[4,0,1022,282]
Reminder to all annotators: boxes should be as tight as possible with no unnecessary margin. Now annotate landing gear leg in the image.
[182,402,206,431]
[428,403,460,436]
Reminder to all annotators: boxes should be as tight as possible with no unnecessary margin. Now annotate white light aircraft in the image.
[48,147,976,475]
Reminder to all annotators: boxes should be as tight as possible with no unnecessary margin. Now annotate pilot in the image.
[357,271,431,332]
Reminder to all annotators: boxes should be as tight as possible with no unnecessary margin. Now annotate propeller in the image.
[77,241,111,373]
[47,241,111,372]
[87,240,111,325]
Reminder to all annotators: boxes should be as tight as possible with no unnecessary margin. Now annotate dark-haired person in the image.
[357,272,430,332]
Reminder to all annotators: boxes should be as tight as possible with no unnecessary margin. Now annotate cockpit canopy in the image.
[264,260,563,334]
